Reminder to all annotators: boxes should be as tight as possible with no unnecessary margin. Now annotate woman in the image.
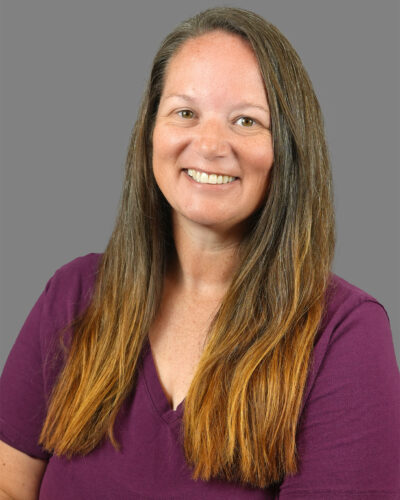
[0,7,399,499]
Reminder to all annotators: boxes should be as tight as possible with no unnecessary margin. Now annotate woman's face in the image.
[152,30,274,235]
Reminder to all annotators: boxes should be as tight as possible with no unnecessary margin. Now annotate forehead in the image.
[168,30,258,69]
[173,30,255,58]
[161,31,265,99]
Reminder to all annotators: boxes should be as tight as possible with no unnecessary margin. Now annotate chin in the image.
[178,211,245,232]
[185,215,229,227]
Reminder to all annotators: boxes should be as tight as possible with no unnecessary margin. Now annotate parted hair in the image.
[39,7,335,489]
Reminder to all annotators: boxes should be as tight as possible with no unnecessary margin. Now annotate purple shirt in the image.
[1,253,399,499]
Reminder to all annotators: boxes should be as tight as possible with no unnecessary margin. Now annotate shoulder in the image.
[0,253,103,459]
[325,272,386,313]
[319,272,390,340]
[39,252,103,333]
[322,270,393,345]
[45,253,102,302]
[47,252,102,292]
[282,277,400,494]
[36,253,103,388]
[330,271,386,303]
[302,272,396,408]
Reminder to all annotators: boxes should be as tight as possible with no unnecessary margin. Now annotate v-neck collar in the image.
[142,337,185,425]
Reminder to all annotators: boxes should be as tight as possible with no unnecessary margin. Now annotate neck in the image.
[168,214,243,297]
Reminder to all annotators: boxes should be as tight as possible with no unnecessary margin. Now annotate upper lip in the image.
[183,167,239,178]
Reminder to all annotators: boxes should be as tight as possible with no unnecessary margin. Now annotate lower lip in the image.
[182,170,239,189]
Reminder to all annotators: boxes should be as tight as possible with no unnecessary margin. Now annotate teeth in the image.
[187,169,236,184]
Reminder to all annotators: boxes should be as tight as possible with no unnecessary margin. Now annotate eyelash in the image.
[176,110,258,127]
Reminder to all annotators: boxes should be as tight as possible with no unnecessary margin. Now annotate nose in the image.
[193,118,231,160]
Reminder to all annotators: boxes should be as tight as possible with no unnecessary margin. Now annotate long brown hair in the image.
[39,7,335,489]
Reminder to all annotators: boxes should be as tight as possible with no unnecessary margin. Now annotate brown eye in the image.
[238,116,255,127]
[178,110,194,119]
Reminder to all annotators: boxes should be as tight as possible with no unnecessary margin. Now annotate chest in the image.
[148,292,219,411]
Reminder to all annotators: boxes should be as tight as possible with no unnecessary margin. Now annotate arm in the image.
[277,300,400,499]
[0,255,100,499]
[0,440,47,500]
[0,278,54,499]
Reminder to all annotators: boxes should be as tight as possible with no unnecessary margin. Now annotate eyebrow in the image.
[163,93,270,114]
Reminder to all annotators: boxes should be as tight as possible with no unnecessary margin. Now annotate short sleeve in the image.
[0,280,55,460]
[0,253,100,461]
[277,300,400,499]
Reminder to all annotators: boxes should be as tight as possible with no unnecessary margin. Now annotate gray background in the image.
[1,0,399,371]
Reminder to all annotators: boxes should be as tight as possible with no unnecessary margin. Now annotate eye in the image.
[236,116,256,127]
[177,109,194,119]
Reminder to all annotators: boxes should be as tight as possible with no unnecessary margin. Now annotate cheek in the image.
[248,141,274,178]
[152,125,167,164]
[244,142,274,207]
[152,124,186,164]
[152,128,171,189]
[151,127,166,190]
[152,125,184,192]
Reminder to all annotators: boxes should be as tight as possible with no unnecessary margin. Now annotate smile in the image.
[186,169,237,185]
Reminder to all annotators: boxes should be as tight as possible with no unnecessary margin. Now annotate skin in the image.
[152,30,274,294]
[0,440,47,499]
[0,31,276,490]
